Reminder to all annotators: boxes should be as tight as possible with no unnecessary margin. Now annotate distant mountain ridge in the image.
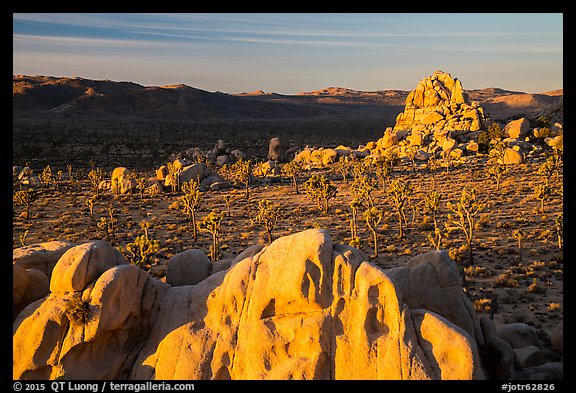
[13,75,562,123]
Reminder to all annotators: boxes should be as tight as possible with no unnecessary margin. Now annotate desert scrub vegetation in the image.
[363,206,384,258]
[255,198,285,244]
[198,210,226,261]
[387,179,412,239]
[125,221,160,268]
[229,159,253,199]
[304,174,337,214]
[13,187,38,220]
[65,295,91,325]
[281,160,303,194]
[446,186,485,265]
[180,179,203,241]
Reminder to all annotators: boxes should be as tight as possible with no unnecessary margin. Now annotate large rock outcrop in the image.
[14,230,486,380]
[393,70,489,133]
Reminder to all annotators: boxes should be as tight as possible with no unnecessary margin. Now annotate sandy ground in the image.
[13,154,563,346]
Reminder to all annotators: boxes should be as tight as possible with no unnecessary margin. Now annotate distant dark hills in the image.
[13,74,563,125]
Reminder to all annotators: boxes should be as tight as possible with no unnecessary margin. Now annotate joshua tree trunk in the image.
[192,213,197,241]
[397,210,404,239]
[372,230,379,258]
[292,175,299,194]
[467,238,474,265]
[266,229,272,245]
[517,238,523,262]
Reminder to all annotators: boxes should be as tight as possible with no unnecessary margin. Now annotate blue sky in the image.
[13,13,563,94]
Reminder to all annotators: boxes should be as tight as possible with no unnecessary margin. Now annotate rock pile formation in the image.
[12,229,561,380]
[394,70,489,133]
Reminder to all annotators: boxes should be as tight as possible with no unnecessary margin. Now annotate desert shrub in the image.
[65,296,91,325]
[495,272,519,288]
[474,298,492,313]
[478,123,506,154]
[527,278,545,294]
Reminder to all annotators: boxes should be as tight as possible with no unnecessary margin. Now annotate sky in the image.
[13,13,563,94]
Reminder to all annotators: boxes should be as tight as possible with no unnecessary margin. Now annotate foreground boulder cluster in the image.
[13,229,562,380]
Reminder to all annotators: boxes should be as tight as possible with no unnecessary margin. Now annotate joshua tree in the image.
[446,186,485,265]
[538,152,562,186]
[555,213,563,249]
[14,187,38,220]
[404,145,419,170]
[488,139,509,164]
[88,168,105,199]
[533,184,552,214]
[55,170,63,190]
[198,210,226,261]
[512,228,525,262]
[486,161,508,191]
[304,174,337,214]
[374,159,392,188]
[426,156,441,188]
[107,205,117,235]
[441,150,453,173]
[230,159,253,199]
[126,221,160,268]
[97,217,114,243]
[85,196,96,222]
[255,199,285,244]
[19,229,29,247]
[333,157,351,183]
[387,179,412,239]
[427,226,444,252]
[180,179,203,241]
[349,197,362,247]
[363,206,383,258]
[423,190,441,233]
[165,162,182,193]
[350,174,376,209]
[135,176,149,199]
[222,191,237,219]
[281,160,303,194]
[67,164,74,185]
[40,165,53,189]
